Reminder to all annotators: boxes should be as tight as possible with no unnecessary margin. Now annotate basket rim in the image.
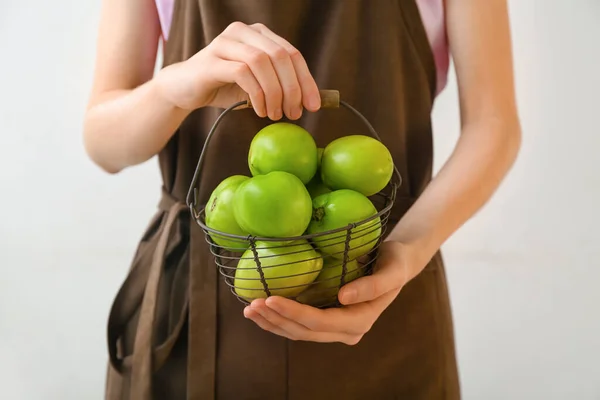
[192,183,398,243]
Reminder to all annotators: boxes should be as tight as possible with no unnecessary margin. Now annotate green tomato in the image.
[248,122,318,184]
[233,171,312,238]
[234,240,323,300]
[317,147,324,168]
[305,179,331,199]
[305,147,331,198]
[321,135,394,196]
[205,175,250,252]
[296,257,365,307]
[307,189,382,260]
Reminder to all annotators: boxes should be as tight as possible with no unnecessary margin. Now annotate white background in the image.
[1,1,599,399]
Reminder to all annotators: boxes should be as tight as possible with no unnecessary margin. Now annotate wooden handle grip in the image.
[242,89,340,110]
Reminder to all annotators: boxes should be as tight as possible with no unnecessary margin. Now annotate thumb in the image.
[338,246,407,305]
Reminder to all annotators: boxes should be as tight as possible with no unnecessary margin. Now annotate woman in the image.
[84,0,521,398]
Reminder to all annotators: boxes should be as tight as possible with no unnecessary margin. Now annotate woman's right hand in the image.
[156,22,321,121]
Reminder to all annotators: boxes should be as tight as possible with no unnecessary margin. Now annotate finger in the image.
[250,23,321,112]
[243,306,290,338]
[209,58,267,117]
[338,255,406,305]
[264,296,374,336]
[212,36,282,120]
[251,299,359,344]
[229,24,303,120]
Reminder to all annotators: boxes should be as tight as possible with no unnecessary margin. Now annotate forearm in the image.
[83,76,190,173]
[388,119,521,267]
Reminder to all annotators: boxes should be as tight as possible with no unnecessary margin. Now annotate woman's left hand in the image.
[243,240,425,345]
[243,0,523,345]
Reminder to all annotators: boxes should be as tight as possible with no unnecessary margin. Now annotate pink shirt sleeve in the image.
[156,0,174,40]
[415,0,450,95]
[154,0,450,96]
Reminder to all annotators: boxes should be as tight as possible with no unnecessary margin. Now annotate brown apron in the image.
[104,0,461,398]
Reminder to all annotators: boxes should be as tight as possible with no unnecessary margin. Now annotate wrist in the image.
[153,62,200,113]
[385,230,439,271]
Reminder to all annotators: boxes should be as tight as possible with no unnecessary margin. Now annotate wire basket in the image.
[186,90,402,308]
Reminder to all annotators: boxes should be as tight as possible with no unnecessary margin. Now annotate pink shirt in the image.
[155,0,449,96]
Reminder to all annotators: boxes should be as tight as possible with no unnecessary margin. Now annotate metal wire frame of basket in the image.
[186,90,402,308]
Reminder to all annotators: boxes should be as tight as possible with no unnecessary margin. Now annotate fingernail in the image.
[273,108,282,120]
[265,297,282,312]
[256,108,267,118]
[340,288,356,304]
[254,307,268,318]
[289,106,302,120]
[265,297,275,308]
[308,93,321,110]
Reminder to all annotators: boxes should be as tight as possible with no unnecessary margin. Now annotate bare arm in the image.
[83,0,189,173]
[388,0,522,269]
[84,2,320,174]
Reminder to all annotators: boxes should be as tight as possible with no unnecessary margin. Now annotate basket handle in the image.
[186,90,402,210]
[241,89,340,110]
